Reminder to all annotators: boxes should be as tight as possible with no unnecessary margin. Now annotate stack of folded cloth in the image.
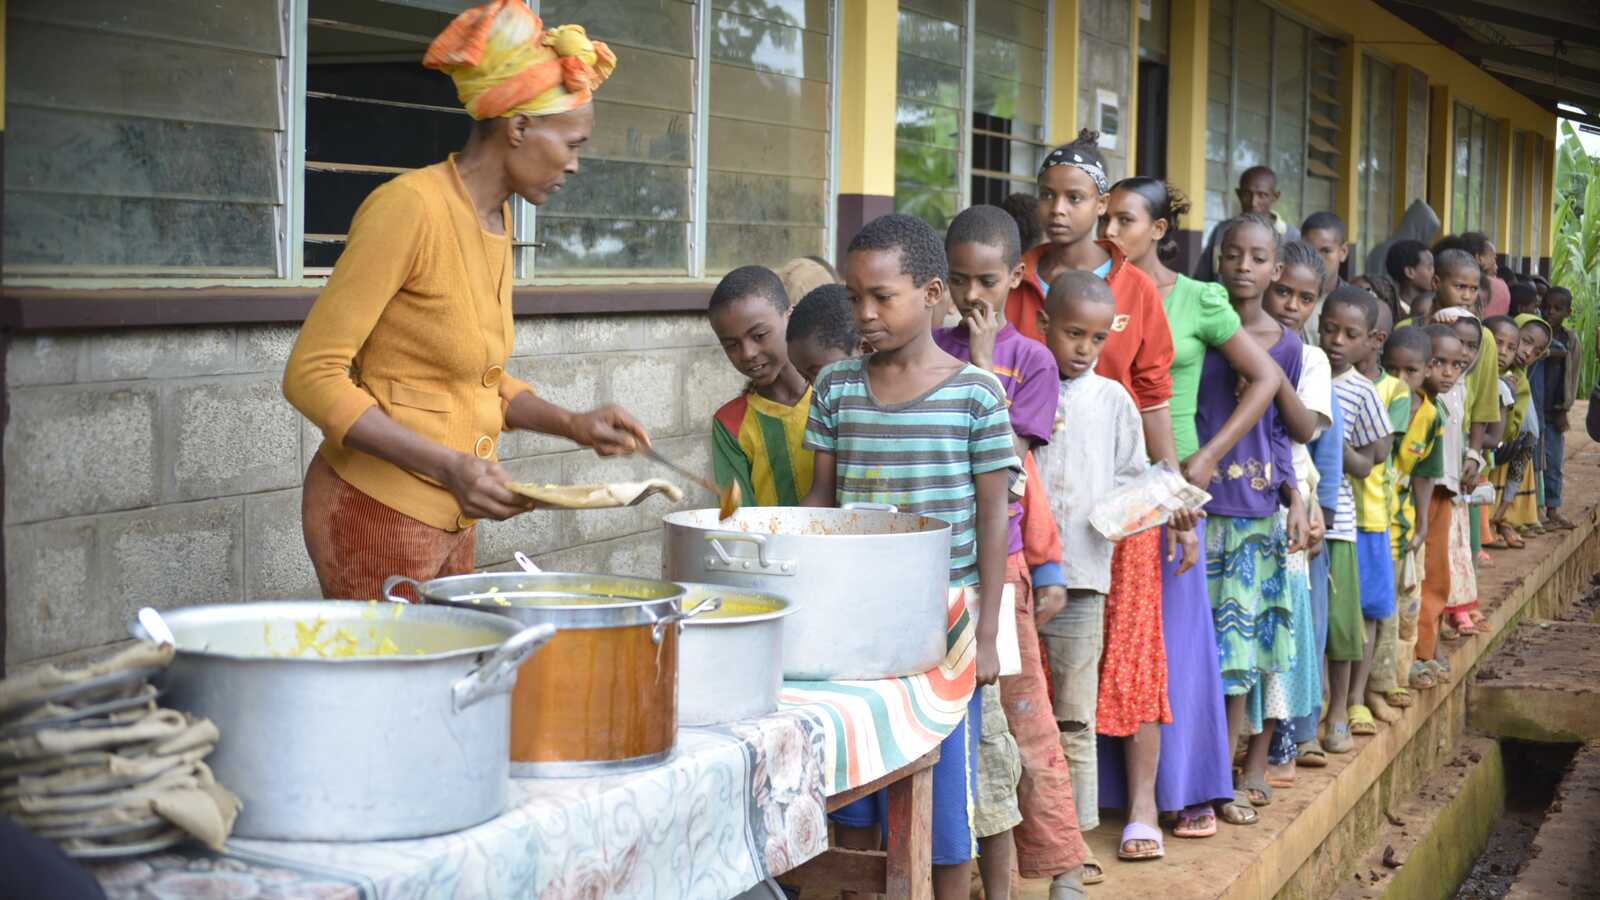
[0,642,240,859]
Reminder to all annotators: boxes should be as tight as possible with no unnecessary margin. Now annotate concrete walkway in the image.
[1019,412,1600,900]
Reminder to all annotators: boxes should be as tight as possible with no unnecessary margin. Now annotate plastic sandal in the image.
[1238,774,1273,807]
[1172,806,1217,838]
[1296,740,1328,768]
[1495,522,1526,549]
[1384,688,1414,708]
[1409,661,1437,689]
[1118,821,1166,861]
[1216,791,1259,826]
[1348,704,1378,736]
[1080,858,1106,884]
[1450,611,1478,635]
[1325,721,1355,753]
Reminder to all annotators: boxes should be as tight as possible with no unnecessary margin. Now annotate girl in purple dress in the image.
[1194,213,1313,808]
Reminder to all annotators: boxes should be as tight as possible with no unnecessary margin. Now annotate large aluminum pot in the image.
[131,601,554,841]
[662,504,952,679]
[386,572,712,777]
[675,583,796,725]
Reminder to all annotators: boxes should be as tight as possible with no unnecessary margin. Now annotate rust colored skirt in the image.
[1095,527,1171,736]
[302,456,476,601]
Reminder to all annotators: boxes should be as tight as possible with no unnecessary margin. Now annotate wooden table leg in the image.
[780,749,941,898]
[884,757,933,900]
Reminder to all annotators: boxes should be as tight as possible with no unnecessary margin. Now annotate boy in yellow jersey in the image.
[1350,302,1410,724]
[709,266,814,506]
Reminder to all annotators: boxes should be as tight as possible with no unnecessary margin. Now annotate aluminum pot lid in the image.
[661,505,950,537]
[128,601,523,665]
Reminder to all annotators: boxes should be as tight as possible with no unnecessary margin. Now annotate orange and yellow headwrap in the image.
[423,0,617,120]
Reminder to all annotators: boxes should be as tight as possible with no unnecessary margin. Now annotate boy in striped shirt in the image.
[1318,287,1395,753]
[805,214,1086,897]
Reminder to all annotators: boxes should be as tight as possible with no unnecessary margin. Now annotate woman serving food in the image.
[284,0,647,600]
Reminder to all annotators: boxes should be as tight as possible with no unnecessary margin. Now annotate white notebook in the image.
[965,584,1021,677]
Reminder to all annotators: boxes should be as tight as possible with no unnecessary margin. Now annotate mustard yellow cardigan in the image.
[284,157,536,531]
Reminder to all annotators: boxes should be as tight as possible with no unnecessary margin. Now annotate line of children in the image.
[699,137,1578,894]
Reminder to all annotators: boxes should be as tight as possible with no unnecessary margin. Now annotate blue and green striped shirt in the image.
[804,358,1021,586]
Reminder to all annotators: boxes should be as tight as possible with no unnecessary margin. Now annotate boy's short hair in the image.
[1218,212,1282,257]
[1000,192,1042,251]
[1279,239,1327,286]
[709,265,789,314]
[1384,326,1431,362]
[1325,283,1379,329]
[1422,323,1461,347]
[847,213,948,288]
[1460,231,1492,257]
[1300,210,1347,241]
[1433,248,1478,280]
[1432,234,1467,256]
[787,284,859,352]
[1373,291,1395,334]
[1509,280,1539,310]
[945,205,1023,268]
[1546,285,1574,308]
[1043,269,1115,316]
[1483,314,1518,336]
[1385,239,1429,283]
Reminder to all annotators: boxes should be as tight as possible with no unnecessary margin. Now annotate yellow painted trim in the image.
[1,0,7,132]
[1338,43,1362,247]
[1540,134,1556,259]
[1049,0,1081,146]
[1125,0,1140,179]
[1271,0,1552,137]
[1165,0,1208,232]
[1520,130,1538,261]
[837,0,898,197]
[1427,84,1454,241]
[1492,117,1514,249]
[1392,65,1419,230]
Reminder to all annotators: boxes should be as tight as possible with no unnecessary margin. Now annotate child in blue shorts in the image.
[804,214,1022,897]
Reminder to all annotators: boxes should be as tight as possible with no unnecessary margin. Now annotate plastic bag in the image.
[1089,460,1212,542]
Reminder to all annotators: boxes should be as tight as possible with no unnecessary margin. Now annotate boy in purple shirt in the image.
[935,205,1085,896]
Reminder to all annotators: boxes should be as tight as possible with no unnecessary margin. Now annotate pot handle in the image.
[842,501,899,513]
[453,623,557,712]
[703,531,797,575]
[651,595,723,644]
[382,575,423,605]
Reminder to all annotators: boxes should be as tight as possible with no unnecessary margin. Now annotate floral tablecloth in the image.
[90,715,828,900]
[779,586,978,794]
[89,594,977,899]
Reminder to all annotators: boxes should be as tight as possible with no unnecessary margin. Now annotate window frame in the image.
[1202,0,1341,238]
[893,0,1054,231]
[4,0,839,290]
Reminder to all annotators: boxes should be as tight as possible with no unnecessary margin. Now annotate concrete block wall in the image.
[3,313,745,671]
[1078,0,1133,181]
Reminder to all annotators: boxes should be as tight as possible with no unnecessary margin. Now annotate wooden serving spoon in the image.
[638,447,740,519]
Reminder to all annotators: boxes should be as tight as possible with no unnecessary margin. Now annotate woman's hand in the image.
[1180,450,1218,490]
[1166,513,1201,575]
[569,405,651,456]
[442,453,532,521]
[1306,503,1326,558]
[1285,498,1309,554]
